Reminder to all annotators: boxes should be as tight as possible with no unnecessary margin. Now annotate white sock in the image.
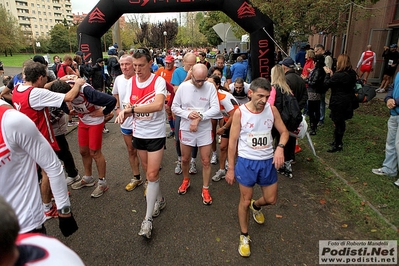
[98,178,106,185]
[43,202,52,212]
[83,175,93,182]
[145,179,160,220]
[178,156,181,162]
[212,151,217,156]
[191,157,195,163]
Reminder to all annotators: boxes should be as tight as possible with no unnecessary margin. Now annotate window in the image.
[38,11,41,15]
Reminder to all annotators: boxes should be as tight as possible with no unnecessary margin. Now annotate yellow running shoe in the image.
[238,235,251,257]
[125,178,143,192]
[249,199,265,224]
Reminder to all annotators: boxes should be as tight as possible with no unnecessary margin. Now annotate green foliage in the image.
[175,12,207,47]
[49,23,77,53]
[250,0,380,51]
[0,5,24,53]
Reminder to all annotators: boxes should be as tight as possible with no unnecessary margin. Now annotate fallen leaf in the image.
[363,182,368,186]
[341,224,348,228]
[216,237,220,242]
[292,204,298,207]
[276,214,283,218]
[361,201,365,206]
[131,210,137,213]
[319,199,326,205]
[371,229,377,232]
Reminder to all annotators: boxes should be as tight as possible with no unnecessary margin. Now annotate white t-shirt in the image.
[130,74,166,139]
[172,80,220,132]
[15,85,65,110]
[112,74,133,130]
[0,102,69,233]
[71,85,104,125]
[17,233,85,265]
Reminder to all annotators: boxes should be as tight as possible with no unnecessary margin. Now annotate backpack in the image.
[56,64,68,78]
[281,92,303,132]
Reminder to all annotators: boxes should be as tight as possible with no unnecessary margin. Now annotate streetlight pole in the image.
[163,31,167,51]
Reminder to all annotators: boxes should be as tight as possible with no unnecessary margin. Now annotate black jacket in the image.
[285,69,307,110]
[308,67,326,93]
[90,64,104,89]
[324,68,356,120]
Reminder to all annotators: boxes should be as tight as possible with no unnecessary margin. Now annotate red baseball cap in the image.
[165,55,175,63]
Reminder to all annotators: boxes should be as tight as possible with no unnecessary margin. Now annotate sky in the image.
[71,0,180,23]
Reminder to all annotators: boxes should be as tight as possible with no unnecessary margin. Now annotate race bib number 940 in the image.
[247,132,271,150]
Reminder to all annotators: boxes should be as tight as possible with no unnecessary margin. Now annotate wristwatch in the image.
[277,143,285,149]
[199,114,204,120]
[57,206,71,215]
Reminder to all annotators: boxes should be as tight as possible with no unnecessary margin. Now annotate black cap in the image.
[32,55,46,65]
[96,58,104,63]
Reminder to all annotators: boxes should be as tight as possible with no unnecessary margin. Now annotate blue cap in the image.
[279,57,295,68]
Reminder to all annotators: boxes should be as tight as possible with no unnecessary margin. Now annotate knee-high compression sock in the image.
[168,116,175,131]
[145,179,160,220]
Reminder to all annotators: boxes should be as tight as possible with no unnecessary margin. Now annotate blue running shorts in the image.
[235,156,277,187]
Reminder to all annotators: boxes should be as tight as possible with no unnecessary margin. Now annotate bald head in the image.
[183,52,196,71]
[191,64,208,88]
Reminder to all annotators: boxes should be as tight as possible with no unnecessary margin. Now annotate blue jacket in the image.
[230,62,247,82]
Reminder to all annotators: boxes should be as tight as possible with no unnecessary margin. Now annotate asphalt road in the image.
[38,120,358,266]
[3,64,379,265]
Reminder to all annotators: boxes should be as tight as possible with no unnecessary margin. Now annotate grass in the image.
[296,97,399,240]
[0,52,110,67]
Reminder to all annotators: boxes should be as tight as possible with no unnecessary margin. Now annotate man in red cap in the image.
[156,55,176,138]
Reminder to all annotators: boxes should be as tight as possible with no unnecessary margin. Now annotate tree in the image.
[0,5,24,55]
[250,0,380,52]
[175,12,207,47]
[149,20,179,49]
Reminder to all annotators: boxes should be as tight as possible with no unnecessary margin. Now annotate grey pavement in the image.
[42,121,356,266]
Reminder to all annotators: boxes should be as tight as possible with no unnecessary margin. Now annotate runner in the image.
[225,77,289,257]
[115,47,167,239]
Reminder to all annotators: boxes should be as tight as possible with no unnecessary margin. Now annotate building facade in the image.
[0,0,73,40]
[308,0,399,84]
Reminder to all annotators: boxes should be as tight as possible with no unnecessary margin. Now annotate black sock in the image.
[241,232,249,237]
[134,174,141,180]
[252,201,261,210]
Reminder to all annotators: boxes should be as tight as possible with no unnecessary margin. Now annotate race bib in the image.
[247,131,271,150]
[134,104,154,121]
[388,59,393,66]
[73,103,89,113]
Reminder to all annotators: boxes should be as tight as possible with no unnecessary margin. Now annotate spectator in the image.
[230,56,248,82]
[295,45,306,68]
[301,49,315,80]
[377,44,399,93]
[91,58,106,92]
[197,52,211,69]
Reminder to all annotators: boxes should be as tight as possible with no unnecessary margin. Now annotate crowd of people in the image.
[0,41,398,263]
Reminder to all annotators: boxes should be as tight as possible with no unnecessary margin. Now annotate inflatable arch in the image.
[77,0,275,80]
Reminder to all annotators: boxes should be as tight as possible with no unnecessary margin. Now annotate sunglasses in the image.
[134,48,150,56]
[192,75,207,83]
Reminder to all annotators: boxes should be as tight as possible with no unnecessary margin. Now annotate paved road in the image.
[2,64,378,265]
[39,120,358,266]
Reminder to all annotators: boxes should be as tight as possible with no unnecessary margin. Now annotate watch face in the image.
[59,206,71,214]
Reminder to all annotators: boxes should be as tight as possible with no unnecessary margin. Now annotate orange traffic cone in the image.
[295,138,302,153]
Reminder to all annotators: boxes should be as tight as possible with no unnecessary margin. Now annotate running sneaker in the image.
[394,179,399,188]
[67,121,79,127]
[249,199,265,224]
[138,219,153,239]
[44,204,58,220]
[66,174,81,186]
[175,161,182,175]
[189,161,197,174]
[211,169,226,182]
[125,178,143,191]
[91,182,109,198]
[210,153,218,164]
[71,176,96,190]
[167,131,174,138]
[225,159,229,171]
[371,168,391,176]
[284,161,293,178]
[103,127,109,133]
[143,180,148,198]
[217,135,221,144]
[178,178,190,195]
[238,235,251,257]
[152,197,166,218]
[201,188,212,205]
